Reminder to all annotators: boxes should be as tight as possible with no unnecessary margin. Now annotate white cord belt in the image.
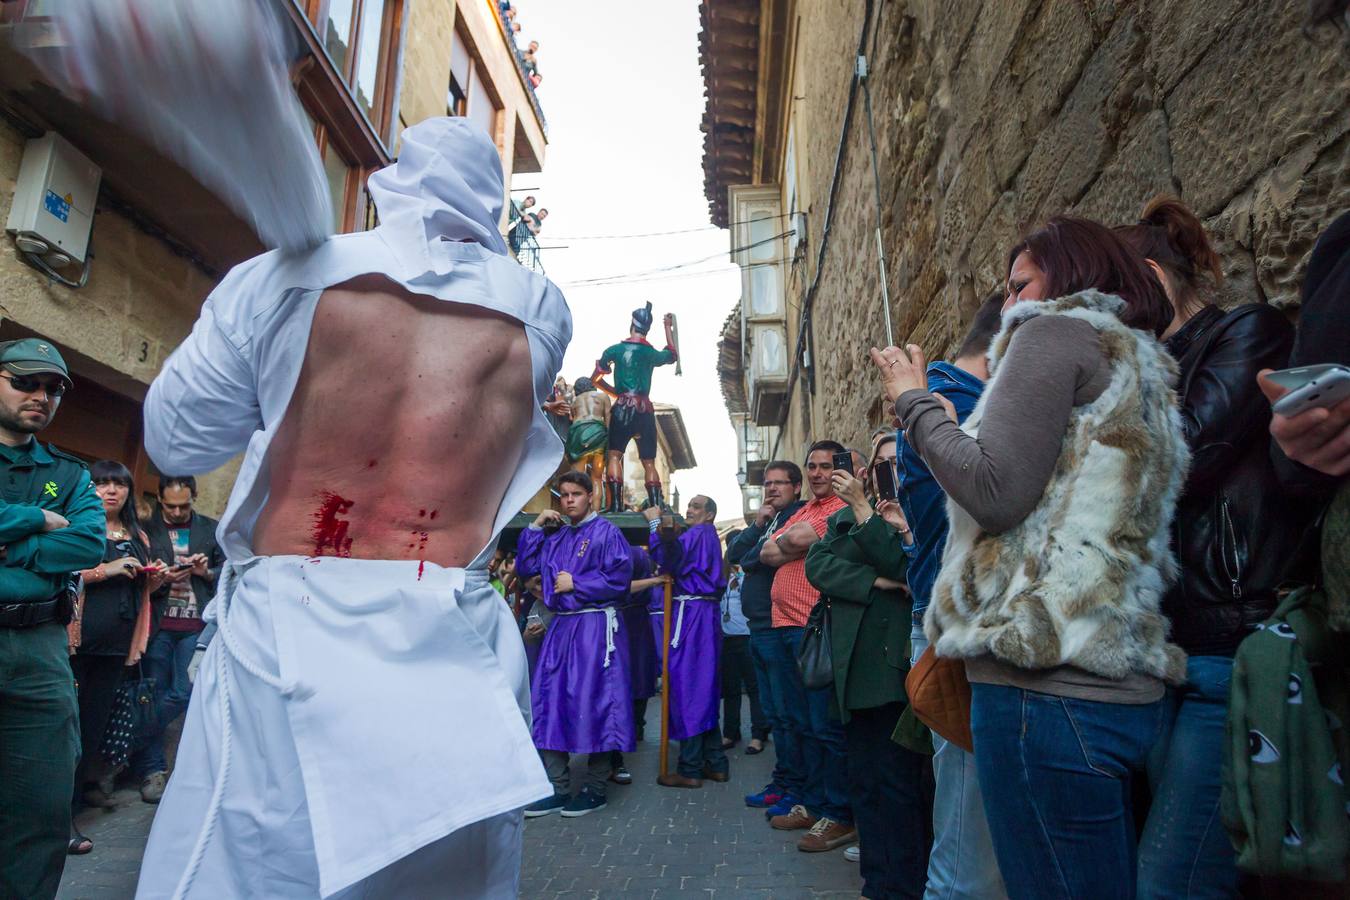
[555,605,620,668]
[662,595,716,650]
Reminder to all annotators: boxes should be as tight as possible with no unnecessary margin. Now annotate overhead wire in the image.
[559,230,793,287]
[542,211,794,241]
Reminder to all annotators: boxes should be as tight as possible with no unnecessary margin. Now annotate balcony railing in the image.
[507,200,545,275]
[491,3,547,135]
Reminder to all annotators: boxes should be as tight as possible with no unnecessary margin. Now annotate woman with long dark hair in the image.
[872,217,1187,900]
[68,460,163,854]
[1118,198,1310,897]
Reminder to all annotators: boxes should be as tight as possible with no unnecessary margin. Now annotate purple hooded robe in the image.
[625,545,659,701]
[649,522,727,740]
[517,514,635,753]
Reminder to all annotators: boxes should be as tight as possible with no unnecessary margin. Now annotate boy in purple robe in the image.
[647,495,729,787]
[517,472,635,818]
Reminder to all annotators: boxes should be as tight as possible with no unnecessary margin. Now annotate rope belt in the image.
[555,605,620,668]
[655,595,717,649]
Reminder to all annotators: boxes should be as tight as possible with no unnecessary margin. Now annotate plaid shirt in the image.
[770,495,846,627]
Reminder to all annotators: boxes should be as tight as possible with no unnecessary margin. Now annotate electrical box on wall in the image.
[6,132,101,265]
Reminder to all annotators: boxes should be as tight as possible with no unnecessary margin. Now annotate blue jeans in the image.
[749,627,804,796]
[971,682,1162,900]
[766,623,850,823]
[911,627,1007,900]
[802,677,852,823]
[130,628,198,777]
[1136,656,1238,899]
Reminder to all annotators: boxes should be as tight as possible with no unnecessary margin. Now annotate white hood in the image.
[368,117,510,257]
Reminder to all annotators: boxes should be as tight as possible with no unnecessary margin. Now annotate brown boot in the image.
[797,817,858,852]
[702,766,729,783]
[657,773,703,789]
[769,804,818,831]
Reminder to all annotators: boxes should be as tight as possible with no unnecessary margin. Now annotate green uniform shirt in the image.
[597,339,675,396]
[0,440,105,604]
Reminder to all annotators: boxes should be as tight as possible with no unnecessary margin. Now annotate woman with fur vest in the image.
[872,217,1186,900]
[1118,198,1311,898]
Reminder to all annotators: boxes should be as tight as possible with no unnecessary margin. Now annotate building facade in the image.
[702,0,1349,518]
[0,0,546,514]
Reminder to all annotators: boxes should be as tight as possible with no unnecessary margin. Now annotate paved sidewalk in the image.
[59,701,863,898]
[518,714,863,899]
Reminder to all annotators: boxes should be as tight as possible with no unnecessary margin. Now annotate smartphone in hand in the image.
[832,450,854,476]
[1269,364,1350,417]
[874,459,899,502]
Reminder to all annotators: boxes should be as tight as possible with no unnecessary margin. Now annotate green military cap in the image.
[0,338,72,388]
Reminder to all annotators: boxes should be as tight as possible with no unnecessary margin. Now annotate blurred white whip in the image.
[23,0,333,253]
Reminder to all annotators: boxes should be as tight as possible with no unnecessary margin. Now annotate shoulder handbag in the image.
[905,645,974,752]
[100,664,157,768]
[796,597,834,690]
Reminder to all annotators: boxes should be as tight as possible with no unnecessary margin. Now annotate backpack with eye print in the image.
[1222,585,1350,882]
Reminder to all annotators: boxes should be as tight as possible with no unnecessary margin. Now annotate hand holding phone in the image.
[874,459,899,502]
[1266,365,1350,417]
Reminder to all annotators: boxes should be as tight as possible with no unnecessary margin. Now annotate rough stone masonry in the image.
[772,0,1348,453]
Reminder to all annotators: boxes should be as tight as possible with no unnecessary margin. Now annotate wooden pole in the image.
[658,575,674,778]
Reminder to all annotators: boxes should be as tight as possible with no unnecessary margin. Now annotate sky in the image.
[510,0,745,520]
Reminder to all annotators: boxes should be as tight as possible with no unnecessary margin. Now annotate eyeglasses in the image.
[761,480,797,488]
[0,373,67,397]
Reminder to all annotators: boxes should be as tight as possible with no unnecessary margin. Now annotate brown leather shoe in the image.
[769,804,818,831]
[797,818,858,852]
[657,773,703,789]
[702,767,730,783]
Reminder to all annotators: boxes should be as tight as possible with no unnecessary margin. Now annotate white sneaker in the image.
[844,845,861,863]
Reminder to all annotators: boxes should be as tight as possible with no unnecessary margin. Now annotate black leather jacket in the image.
[1163,303,1317,656]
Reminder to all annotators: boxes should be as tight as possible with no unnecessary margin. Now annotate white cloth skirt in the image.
[135,556,550,898]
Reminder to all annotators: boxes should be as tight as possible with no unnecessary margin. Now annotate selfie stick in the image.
[658,575,673,778]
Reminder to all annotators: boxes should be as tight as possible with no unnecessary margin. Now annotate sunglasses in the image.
[1,372,68,397]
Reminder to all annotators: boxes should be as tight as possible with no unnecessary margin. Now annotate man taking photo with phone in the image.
[757,440,855,851]
[129,475,224,804]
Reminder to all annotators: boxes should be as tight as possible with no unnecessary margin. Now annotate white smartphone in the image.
[1269,364,1350,417]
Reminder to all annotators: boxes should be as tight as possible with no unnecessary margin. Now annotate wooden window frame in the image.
[449,18,504,150]
[301,0,403,143]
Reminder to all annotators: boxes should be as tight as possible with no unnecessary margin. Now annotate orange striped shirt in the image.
[770,495,846,627]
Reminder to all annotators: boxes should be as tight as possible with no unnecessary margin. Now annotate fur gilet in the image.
[925,290,1189,684]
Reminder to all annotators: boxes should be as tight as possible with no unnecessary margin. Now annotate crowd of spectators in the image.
[66,472,223,856]
[710,198,1349,899]
[508,194,549,257]
[498,2,543,89]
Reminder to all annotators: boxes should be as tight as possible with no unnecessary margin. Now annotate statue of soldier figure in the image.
[592,302,679,512]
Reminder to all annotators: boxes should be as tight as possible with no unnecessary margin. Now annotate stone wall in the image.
[0,120,239,515]
[776,0,1349,457]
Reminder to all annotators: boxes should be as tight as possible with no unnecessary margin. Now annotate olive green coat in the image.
[804,506,911,723]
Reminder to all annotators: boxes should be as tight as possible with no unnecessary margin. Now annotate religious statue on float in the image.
[592,302,680,512]
[566,377,610,487]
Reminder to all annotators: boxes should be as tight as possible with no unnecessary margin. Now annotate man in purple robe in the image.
[517,472,635,818]
[647,495,729,788]
[626,545,662,731]
[608,545,664,785]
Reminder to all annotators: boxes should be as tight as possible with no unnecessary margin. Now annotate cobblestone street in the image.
[59,701,862,898]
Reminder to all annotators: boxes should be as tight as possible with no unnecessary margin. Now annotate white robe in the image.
[135,118,567,899]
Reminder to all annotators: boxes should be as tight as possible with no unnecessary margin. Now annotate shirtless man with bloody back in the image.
[135,119,565,900]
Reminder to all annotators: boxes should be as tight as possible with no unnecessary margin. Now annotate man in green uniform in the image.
[0,339,105,900]
[592,302,679,512]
